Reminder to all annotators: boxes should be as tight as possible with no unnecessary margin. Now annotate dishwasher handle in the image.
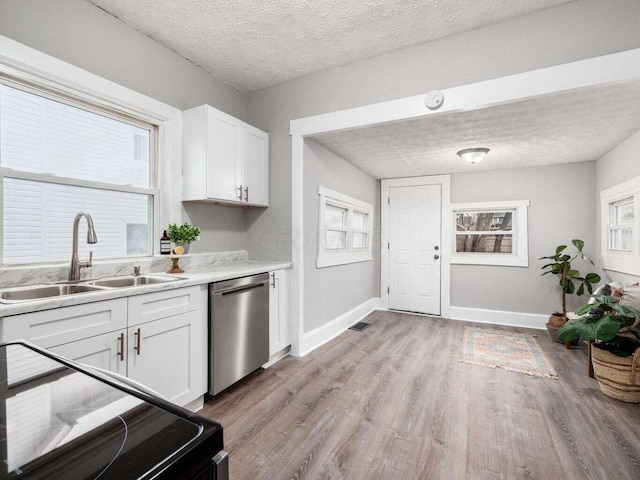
[219,282,266,296]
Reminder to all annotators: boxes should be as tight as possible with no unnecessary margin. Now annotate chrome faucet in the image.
[69,212,98,281]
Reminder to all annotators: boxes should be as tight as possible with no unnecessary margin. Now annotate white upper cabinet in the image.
[183,105,269,207]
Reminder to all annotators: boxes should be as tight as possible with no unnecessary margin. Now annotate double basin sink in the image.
[0,275,184,304]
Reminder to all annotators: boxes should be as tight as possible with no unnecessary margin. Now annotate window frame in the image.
[0,36,183,266]
[451,200,529,267]
[317,186,373,268]
[601,176,640,275]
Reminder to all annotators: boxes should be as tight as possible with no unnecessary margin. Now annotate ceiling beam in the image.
[290,48,640,138]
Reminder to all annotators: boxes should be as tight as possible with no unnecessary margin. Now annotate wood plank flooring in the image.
[199,310,640,479]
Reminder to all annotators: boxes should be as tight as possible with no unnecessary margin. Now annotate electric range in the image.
[0,341,227,479]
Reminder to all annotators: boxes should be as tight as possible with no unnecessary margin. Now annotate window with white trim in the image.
[0,80,158,265]
[601,176,640,275]
[451,200,529,267]
[317,186,373,268]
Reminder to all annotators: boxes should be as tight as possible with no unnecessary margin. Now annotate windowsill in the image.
[602,254,640,276]
[451,254,528,267]
[317,254,372,269]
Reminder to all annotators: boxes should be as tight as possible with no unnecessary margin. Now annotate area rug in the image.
[461,327,558,379]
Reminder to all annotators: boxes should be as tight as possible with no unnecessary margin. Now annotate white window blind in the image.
[0,82,157,265]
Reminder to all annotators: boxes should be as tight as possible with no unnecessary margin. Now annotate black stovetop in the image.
[0,342,223,479]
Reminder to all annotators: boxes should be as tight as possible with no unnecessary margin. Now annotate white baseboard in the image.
[299,297,381,356]
[262,346,290,368]
[183,395,205,413]
[448,306,548,330]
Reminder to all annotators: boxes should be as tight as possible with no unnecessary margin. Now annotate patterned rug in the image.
[461,327,558,379]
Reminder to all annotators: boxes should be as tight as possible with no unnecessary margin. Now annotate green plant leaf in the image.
[585,273,601,283]
[572,239,584,251]
[566,270,580,278]
[576,283,585,296]
[594,315,623,341]
[576,304,593,315]
[557,321,581,342]
[564,280,575,294]
[555,245,567,255]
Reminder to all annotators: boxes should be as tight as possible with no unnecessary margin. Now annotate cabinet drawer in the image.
[128,286,201,327]
[0,298,127,349]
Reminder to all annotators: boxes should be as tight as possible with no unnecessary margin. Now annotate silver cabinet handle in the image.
[118,332,125,362]
[134,328,141,355]
[271,272,276,288]
[244,186,249,202]
[237,185,243,200]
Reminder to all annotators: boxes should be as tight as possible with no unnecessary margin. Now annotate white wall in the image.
[595,129,640,284]
[303,140,380,332]
[451,162,597,315]
[0,0,249,253]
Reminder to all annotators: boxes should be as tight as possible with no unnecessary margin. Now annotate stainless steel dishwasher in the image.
[209,273,270,395]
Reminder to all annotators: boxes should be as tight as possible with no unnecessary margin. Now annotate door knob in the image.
[434,254,440,260]
[434,245,439,251]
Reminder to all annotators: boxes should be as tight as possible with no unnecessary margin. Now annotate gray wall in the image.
[451,162,597,315]
[0,0,249,253]
[303,141,380,332]
[242,0,640,331]
[246,0,640,264]
[595,129,640,284]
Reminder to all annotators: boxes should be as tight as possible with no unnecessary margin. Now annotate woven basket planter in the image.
[592,346,640,403]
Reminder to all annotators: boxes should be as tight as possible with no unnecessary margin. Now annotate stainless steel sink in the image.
[86,275,183,288]
[0,275,184,304]
[0,284,108,303]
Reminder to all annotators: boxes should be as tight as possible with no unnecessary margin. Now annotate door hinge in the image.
[387,197,390,205]
[388,242,390,249]
[387,286,390,294]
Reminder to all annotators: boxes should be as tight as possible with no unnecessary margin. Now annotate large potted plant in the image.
[558,295,640,402]
[167,222,200,253]
[539,239,601,343]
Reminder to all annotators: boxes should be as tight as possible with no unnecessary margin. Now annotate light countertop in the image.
[0,260,292,317]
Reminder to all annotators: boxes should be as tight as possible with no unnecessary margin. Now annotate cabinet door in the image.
[128,285,200,327]
[127,311,203,406]
[49,330,127,377]
[269,269,290,356]
[206,108,243,202]
[1,299,128,348]
[242,125,269,207]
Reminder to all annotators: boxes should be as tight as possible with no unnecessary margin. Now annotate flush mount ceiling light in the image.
[456,147,490,164]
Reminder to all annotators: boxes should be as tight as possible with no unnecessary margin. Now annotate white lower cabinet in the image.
[268,269,290,358]
[2,285,207,407]
[127,311,202,406]
[50,329,127,377]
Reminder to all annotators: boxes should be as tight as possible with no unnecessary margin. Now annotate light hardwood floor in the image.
[200,310,640,480]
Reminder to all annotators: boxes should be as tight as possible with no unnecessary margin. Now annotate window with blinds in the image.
[0,81,157,265]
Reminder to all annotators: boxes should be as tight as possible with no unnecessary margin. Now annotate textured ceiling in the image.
[87,0,573,92]
[310,81,640,178]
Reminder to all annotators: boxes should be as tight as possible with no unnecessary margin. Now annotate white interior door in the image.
[389,184,442,315]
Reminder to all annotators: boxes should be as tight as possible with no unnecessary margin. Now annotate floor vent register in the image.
[348,322,370,332]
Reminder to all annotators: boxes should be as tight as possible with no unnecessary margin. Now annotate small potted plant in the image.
[167,222,200,254]
[557,295,640,402]
[539,239,601,343]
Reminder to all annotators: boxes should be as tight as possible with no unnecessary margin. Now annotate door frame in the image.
[381,176,451,317]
